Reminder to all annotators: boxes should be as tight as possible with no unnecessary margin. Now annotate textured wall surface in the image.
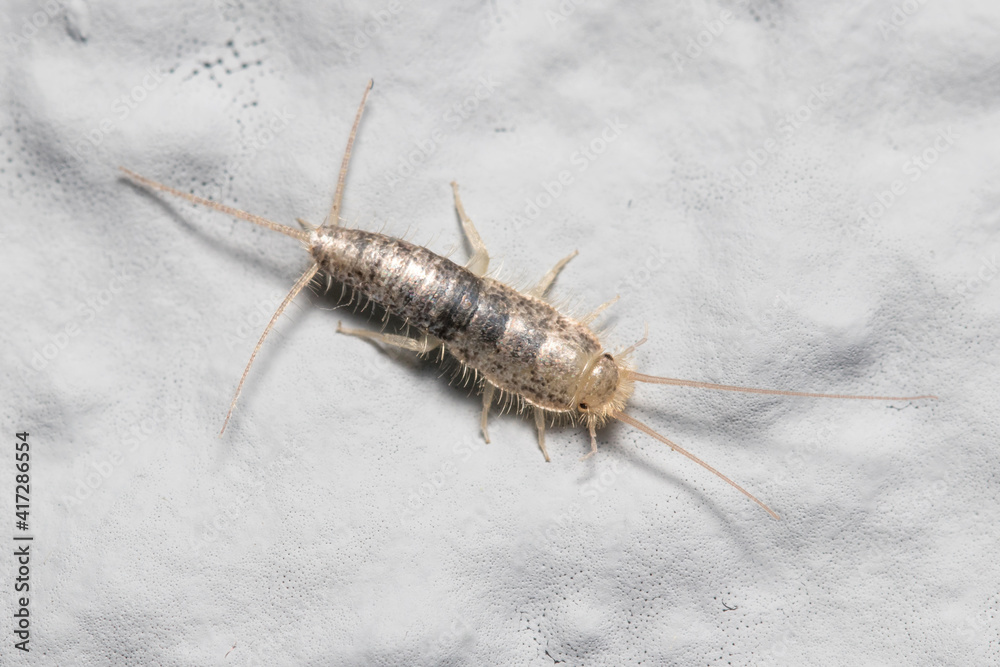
[3,0,998,664]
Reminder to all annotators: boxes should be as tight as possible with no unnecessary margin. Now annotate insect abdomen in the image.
[310,227,601,411]
[312,227,480,337]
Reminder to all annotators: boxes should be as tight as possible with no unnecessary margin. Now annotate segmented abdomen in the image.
[311,227,601,411]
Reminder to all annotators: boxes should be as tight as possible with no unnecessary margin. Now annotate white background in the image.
[3,0,998,664]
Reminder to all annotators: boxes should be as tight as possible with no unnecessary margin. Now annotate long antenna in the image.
[628,372,937,401]
[325,79,373,228]
[611,410,780,520]
[220,264,319,434]
[120,167,309,242]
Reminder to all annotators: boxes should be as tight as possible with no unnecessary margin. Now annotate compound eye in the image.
[578,402,588,411]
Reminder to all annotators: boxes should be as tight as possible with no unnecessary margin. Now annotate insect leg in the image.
[533,407,551,462]
[528,250,578,297]
[324,80,374,228]
[581,295,620,325]
[450,181,490,276]
[579,422,599,461]
[336,322,441,354]
[480,381,495,443]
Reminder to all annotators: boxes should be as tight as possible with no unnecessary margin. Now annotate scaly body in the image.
[122,81,935,520]
[311,226,616,413]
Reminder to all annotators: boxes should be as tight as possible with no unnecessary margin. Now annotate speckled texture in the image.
[3,0,999,664]
[314,225,608,412]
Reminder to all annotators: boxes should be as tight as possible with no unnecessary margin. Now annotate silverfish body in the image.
[121,81,935,520]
